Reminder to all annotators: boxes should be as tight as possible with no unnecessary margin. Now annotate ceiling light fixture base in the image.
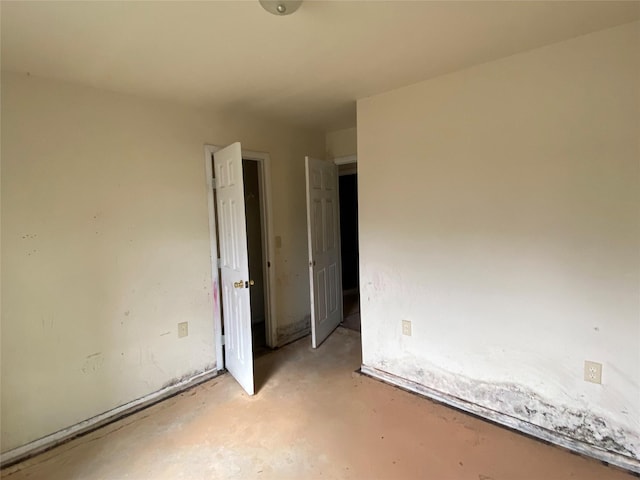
[259,0,302,16]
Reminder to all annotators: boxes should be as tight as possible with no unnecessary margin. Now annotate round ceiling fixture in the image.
[259,0,302,16]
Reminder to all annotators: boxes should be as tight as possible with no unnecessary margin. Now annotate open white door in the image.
[214,142,255,395]
[305,156,343,348]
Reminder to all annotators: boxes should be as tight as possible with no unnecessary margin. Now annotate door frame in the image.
[204,144,277,371]
[333,154,357,166]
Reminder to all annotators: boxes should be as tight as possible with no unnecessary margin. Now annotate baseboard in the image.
[0,368,222,469]
[360,365,639,475]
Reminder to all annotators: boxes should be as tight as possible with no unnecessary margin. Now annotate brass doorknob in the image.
[233,281,244,288]
[249,280,255,286]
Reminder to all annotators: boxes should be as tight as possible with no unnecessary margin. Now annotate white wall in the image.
[326,127,357,159]
[0,73,324,452]
[358,22,639,463]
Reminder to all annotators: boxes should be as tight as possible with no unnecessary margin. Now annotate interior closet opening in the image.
[338,163,360,332]
[242,158,269,356]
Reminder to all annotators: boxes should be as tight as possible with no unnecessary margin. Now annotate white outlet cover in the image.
[178,322,189,338]
[402,320,412,336]
[584,360,602,384]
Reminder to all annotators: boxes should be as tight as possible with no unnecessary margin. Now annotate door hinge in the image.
[212,178,217,189]
[221,334,225,346]
[217,258,222,268]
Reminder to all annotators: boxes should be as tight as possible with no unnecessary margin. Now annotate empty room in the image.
[1,1,639,479]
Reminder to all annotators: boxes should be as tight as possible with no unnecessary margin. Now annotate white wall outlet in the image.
[402,320,412,336]
[584,360,602,384]
[178,322,189,338]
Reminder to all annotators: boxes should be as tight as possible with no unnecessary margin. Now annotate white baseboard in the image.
[1,368,222,468]
[360,365,639,475]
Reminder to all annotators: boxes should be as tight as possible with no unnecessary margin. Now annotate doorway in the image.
[242,158,269,356]
[205,145,276,374]
[338,162,360,332]
[304,155,360,346]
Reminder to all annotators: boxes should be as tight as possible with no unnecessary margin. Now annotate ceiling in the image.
[2,1,638,131]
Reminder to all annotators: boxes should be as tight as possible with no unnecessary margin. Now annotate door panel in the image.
[214,142,254,395]
[305,156,343,348]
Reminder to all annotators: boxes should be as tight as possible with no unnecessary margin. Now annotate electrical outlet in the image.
[178,322,189,338]
[584,360,602,384]
[402,320,412,336]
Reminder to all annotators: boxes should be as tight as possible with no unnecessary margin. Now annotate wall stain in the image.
[375,357,640,461]
[160,363,216,390]
[213,279,219,317]
[277,315,311,346]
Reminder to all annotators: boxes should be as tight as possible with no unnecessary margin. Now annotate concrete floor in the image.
[2,328,633,480]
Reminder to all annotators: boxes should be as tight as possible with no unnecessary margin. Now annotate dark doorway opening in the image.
[243,158,269,356]
[339,168,360,332]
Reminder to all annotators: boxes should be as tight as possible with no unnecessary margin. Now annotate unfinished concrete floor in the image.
[2,328,634,480]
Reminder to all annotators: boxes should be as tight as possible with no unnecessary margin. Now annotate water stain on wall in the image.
[277,315,311,346]
[371,357,639,462]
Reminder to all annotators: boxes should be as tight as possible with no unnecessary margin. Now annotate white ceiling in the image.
[2,1,638,131]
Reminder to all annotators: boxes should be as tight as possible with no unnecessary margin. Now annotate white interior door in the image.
[305,156,343,348]
[214,142,254,395]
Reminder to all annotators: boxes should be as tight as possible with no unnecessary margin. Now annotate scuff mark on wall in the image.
[277,315,310,346]
[81,352,104,374]
[368,356,640,462]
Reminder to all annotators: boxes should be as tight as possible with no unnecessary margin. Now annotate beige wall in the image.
[0,73,324,452]
[358,22,639,462]
[326,127,357,159]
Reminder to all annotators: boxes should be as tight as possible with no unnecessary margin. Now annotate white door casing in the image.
[305,156,343,348]
[214,142,255,395]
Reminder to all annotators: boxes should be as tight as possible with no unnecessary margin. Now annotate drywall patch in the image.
[277,315,310,346]
[367,356,639,463]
